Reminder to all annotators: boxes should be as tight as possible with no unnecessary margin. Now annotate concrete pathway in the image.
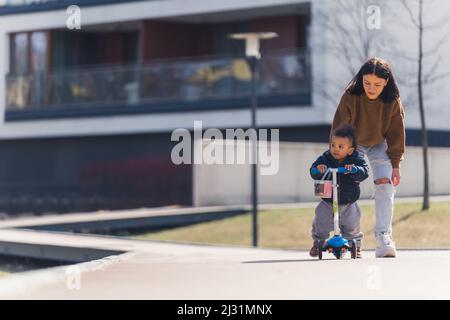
[0,228,449,299]
[1,197,450,300]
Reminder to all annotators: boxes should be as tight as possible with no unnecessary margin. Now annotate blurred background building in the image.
[0,0,449,214]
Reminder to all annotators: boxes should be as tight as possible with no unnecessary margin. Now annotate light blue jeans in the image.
[356,140,395,237]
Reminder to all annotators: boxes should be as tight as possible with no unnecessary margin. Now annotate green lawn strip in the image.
[0,270,10,278]
[134,201,450,249]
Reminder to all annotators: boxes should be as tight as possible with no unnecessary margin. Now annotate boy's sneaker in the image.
[375,233,396,258]
[309,240,320,257]
[356,243,362,259]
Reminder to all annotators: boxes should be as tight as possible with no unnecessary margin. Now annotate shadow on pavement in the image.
[241,258,339,264]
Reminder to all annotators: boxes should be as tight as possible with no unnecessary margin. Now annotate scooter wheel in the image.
[334,249,342,259]
[318,240,323,260]
[350,240,357,259]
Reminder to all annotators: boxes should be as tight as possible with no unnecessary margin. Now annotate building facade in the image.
[0,0,449,213]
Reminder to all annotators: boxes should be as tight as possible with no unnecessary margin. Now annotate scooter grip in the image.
[338,166,357,173]
[311,168,320,175]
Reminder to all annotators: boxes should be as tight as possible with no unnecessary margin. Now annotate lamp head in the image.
[228,32,278,59]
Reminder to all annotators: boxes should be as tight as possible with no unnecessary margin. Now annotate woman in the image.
[332,57,405,258]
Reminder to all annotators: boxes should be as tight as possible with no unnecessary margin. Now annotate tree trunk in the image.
[418,0,430,210]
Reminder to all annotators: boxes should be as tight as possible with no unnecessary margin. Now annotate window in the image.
[31,32,47,72]
[11,33,28,75]
[10,31,49,75]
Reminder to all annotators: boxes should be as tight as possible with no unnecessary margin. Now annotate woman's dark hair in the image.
[332,124,357,148]
[345,57,400,103]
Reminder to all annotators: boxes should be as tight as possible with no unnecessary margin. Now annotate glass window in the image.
[12,33,28,74]
[31,32,47,73]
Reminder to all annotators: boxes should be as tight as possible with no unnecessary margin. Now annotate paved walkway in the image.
[0,228,450,299]
[1,197,450,300]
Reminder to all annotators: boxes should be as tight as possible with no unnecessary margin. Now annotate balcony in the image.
[0,0,149,15]
[5,48,311,121]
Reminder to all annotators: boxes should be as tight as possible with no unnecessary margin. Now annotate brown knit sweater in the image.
[332,92,405,168]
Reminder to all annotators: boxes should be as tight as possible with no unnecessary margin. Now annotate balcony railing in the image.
[6,48,311,120]
[0,0,150,15]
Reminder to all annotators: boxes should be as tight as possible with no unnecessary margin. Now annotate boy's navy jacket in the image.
[310,150,369,205]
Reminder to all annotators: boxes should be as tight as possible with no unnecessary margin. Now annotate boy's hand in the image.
[316,165,328,174]
[344,164,357,173]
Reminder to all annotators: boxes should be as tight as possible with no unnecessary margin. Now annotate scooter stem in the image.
[331,169,341,236]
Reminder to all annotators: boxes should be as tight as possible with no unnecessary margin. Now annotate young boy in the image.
[309,124,369,258]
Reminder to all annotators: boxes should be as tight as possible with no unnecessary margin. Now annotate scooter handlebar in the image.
[337,167,348,173]
[311,166,357,175]
[342,166,358,174]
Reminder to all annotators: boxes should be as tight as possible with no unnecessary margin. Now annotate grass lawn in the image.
[134,201,450,249]
[0,270,10,278]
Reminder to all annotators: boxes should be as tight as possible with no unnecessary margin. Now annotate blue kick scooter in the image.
[312,167,357,260]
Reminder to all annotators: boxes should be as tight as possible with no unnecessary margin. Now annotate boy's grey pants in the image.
[312,200,363,243]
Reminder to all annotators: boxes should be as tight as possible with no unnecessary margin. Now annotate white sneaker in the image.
[375,233,396,258]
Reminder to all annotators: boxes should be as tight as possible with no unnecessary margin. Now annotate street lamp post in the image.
[229,32,278,247]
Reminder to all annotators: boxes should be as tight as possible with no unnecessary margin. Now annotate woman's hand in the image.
[392,168,401,186]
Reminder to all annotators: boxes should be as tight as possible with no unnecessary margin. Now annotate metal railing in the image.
[6,48,310,114]
[0,0,152,15]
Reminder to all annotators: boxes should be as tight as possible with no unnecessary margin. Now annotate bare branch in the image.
[316,86,341,106]
[423,72,450,84]
[397,76,418,87]
[330,14,365,64]
[342,0,369,57]
[400,0,420,28]
[422,31,450,57]
[315,0,391,65]
[313,0,397,98]
[423,55,443,81]
[401,91,418,110]
[385,47,418,62]
[423,13,450,32]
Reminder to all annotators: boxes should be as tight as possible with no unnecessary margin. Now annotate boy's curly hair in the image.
[332,124,357,148]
